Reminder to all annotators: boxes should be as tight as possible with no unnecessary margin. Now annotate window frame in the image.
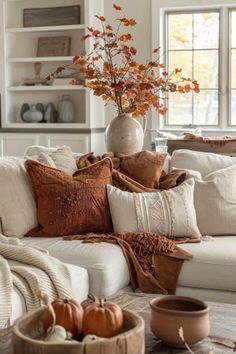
[153,4,236,132]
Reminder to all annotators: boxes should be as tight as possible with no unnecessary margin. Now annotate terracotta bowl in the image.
[149,295,210,348]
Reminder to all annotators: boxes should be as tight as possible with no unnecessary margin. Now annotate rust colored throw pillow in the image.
[25,158,113,237]
[119,151,167,189]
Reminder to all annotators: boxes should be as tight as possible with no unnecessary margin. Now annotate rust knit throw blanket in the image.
[64,232,194,295]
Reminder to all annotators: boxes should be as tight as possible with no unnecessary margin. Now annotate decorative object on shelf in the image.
[20,103,30,120]
[37,36,71,57]
[49,4,199,153]
[53,78,77,86]
[105,113,145,154]
[44,103,57,123]
[58,95,75,123]
[23,5,80,27]
[22,62,49,86]
[35,102,45,122]
[22,104,43,123]
[149,295,210,348]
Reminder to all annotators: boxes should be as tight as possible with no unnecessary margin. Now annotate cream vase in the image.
[105,113,144,154]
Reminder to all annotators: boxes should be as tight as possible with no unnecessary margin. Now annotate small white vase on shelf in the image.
[58,95,75,123]
[105,113,145,154]
[22,105,43,123]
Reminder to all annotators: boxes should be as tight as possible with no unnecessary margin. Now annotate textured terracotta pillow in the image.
[25,158,113,237]
[119,151,167,189]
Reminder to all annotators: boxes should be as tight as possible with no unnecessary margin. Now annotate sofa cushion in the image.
[22,237,130,297]
[179,236,236,292]
[0,157,37,238]
[119,151,167,189]
[107,180,201,239]
[24,145,83,162]
[25,158,113,237]
[37,146,78,175]
[11,262,89,324]
[194,165,236,235]
[170,149,236,177]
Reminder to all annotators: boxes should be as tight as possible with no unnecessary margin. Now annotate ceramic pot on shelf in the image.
[105,113,145,155]
[58,95,75,123]
[22,105,43,123]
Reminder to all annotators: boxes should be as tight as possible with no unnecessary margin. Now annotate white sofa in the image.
[5,148,236,323]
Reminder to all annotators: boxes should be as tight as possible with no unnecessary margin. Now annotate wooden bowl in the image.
[12,306,145,354]
[150,295,210,348]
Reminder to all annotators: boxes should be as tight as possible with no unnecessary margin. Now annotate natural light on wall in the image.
[165,11,220,127]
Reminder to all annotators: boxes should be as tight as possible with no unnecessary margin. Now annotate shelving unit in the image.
[6,24,85,33]
[8,56,74,63]
[0,0,106,155]
[8,85,85,91]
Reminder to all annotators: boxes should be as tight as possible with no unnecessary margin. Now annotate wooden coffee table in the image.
[1,292,236,354]
[111,292,236,354]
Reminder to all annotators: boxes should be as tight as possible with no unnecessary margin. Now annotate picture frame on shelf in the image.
[37,36,71,57]
[23,5,81,27]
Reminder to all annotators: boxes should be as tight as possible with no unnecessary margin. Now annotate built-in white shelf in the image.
[6,24,85,33]
[4,122,87,129]
[8,85,85,91]
[1,0,105,136]
[8,56,74,63]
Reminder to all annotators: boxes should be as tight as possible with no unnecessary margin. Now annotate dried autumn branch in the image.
[47,3,199,117]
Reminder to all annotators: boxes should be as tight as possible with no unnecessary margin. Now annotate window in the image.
[162,8,236,129]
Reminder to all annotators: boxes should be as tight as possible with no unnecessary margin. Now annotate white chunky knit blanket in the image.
[0,234,73,329]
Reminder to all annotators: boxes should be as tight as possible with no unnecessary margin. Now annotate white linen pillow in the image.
[0,157,37,238]
[193,164,236,236]
[107,180,201,239]
[170,149,236,177]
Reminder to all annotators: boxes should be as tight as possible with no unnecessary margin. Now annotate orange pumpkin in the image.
[82,297,123,338]
[42,298,84,338]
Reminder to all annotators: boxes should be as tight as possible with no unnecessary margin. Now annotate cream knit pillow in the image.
[107,179,201,239]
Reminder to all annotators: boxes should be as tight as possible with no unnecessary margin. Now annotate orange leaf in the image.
[175,68,182,74]
[113,4,122,11]
[184,84,191,93]
[73,55,80,64]
[138,64,146,71]
[103,62,110,72]
[178,85,184,93]
[130,47,137,56]
[119,34,132,42]
[118,17,137,26]
[93,30,101,37]
[95,15,106,22]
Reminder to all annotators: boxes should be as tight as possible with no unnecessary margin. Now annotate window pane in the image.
[193,12,219,49]
[231,90,236,124]
[231,11,236,48]
[194,50,218,88]
[168,92,192,125]
[231,49,236,89]
[168,51,192,78]
[168,14,192,50]
[194,90,218,125]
